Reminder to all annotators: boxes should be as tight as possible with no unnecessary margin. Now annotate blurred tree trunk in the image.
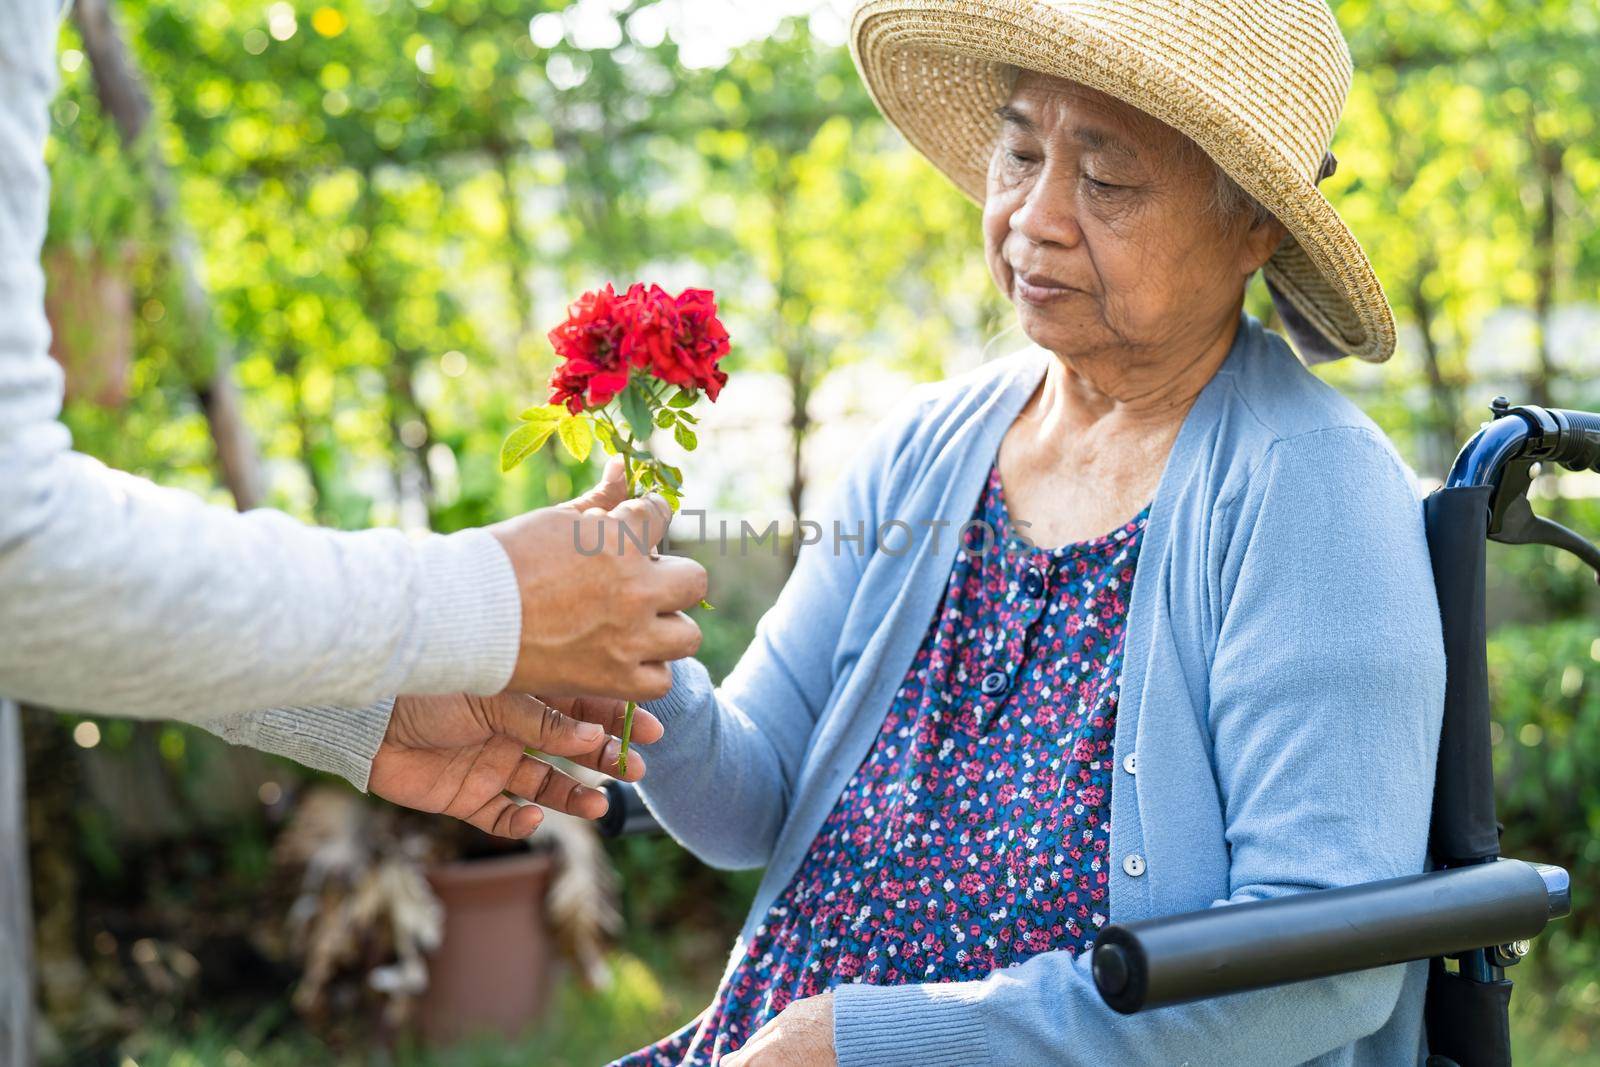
[355,169,435,526]
[767,169,811,567]
[1527,126,1565,410]
[4,705,38,1067]
[71,0,265,510]
[388,358,437,521]
[1407,256,1465,478]
[279,348,334,526]
[20,708,120,1056]
[1372,78,1462,477]
[493,146,539,350]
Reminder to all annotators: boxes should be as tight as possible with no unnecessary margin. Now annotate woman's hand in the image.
[723,992,836,1067]
[369,692,663,838]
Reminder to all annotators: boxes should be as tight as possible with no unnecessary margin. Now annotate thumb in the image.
[564,455,629,512]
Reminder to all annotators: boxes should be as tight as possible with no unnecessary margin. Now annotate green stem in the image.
[617,700,637,776]
[602,408,651,493]
[617,447,639,775]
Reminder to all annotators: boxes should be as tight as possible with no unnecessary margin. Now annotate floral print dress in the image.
[614,462,1149,1067]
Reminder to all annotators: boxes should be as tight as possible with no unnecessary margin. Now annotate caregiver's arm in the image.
[830,428,1447,1067]
[633,397,932,870]
[0,3,515,724]
[0,7,699,729]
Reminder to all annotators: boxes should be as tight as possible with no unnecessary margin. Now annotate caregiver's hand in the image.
[369,691,664,838]
[490,455,706,701]
[723,992,837,1067]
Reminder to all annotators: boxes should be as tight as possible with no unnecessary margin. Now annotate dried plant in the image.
[273,780,622,1042]
[275,787,443,1036]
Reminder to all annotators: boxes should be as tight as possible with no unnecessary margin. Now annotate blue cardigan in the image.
[638,314,1447,1067]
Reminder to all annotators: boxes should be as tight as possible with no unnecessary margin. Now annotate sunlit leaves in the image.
[556,411,594,463]
[46,0,1600,535]
[500,406,563,472]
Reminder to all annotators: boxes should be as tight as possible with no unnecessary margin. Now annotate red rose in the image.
[545,283,731,413]
[547,284,632,413]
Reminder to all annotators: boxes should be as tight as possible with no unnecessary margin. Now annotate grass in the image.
[105,940,1600,1067]
[110,949,719,1067]
[1508,938,1600,1067]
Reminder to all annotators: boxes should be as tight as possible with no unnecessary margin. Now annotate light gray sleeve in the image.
[200,698,397,792]
[0,3,520,733]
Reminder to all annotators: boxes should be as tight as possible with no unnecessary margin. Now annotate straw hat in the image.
[849,0,1396,364]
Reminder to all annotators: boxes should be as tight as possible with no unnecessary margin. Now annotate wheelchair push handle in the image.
[1091,859,1571,1014]
[1545,407,1600,472]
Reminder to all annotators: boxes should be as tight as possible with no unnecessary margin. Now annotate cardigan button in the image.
[980,670,1010,697]
[1123,752,1138,775]
[1022,567,1045,599]
[1123,853,1146,877]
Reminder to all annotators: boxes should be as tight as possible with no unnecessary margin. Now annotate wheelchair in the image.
[598,399,1600,1067]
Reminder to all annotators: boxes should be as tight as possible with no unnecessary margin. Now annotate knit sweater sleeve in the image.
[631,394,930,870]
[0,4,519,744]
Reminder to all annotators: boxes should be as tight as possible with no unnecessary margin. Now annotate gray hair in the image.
[1206,159,1275,231]
[1172,130,1273,230]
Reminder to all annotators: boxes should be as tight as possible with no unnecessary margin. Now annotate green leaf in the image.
[654,409,677,429]
[593,419,618,454]
[677,410,699,424]
[518,405,566,427]
[619,382,656,443]
[673,423,699,451]
[557,414,594,463]
[657,463,683,490]
[501,420,558,472]
[668,389,698,409]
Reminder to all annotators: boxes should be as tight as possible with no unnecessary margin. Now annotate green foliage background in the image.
[29,0,1600,1063]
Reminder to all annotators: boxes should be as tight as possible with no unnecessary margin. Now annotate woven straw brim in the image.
[850,0,1398,363]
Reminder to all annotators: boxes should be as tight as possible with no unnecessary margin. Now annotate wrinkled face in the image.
[984,72,1281,362]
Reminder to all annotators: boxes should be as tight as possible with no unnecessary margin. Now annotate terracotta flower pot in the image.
[42,244,135,408]
[415,851,556,1046]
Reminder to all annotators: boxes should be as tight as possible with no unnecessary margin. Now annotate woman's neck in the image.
[1033,311,1241,441]
[997,311,1240,546]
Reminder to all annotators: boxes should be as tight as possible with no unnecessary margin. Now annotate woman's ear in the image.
[1240,217,1288,276]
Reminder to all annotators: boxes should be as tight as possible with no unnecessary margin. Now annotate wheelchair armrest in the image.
[1091,859,1570,1013]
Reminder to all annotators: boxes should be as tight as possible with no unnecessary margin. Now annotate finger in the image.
[636,612,702,663]
[463,793,545,839]
[564,455,629,513]
[506,755,610,820]
[643,555,709,612]
[503,801,545,838]
[610,494,674,552]
[569,736,648,782]
[627,661,674,703]
[541,695,664,745]
[491,694,608,757]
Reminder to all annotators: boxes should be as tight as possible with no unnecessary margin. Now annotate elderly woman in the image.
[617,2,1445,1065]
